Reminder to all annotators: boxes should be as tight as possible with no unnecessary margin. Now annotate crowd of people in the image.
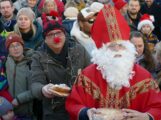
[0,0,161,120]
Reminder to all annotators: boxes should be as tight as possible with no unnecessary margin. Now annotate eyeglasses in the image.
[9,43,22,50]
[46,31,64,38]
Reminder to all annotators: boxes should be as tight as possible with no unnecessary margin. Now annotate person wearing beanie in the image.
[14,7,43,50]
[0,96,15,120]
[138,14,159,53]
[30,16,90,120]
[5,32,35,119]
[63,7,79,35]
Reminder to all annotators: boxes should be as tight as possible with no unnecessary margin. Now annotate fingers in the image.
[42,84,55,98]
[87,108,97,120]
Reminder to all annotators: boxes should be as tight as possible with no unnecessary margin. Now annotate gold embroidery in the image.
[102,5,122,42]
[77,74,160,109]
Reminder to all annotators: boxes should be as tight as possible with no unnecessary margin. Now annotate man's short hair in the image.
[128,0,140,5]
[0,0,13,8]
[130,31,143,40]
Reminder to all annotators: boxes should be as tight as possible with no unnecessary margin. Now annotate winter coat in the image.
[124,12,142,32]
[18,21,43,50]
[62,19,76,35]
[6,49,34,117]
[70,21,96,56]
[31,37,91,120]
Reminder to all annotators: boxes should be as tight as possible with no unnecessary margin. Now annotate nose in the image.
[113,45,120,51]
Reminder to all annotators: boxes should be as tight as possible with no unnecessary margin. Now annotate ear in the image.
[78,21,84,31]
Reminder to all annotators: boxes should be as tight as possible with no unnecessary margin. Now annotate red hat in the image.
[91,4,130,48]
[113,0,127,10]
[137,14,154,30]
[5,33,24,50]
[41,13,65,37]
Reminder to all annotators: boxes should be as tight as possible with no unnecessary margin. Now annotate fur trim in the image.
[137,20,154,30]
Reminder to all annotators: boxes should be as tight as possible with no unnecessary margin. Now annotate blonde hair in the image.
[43,0,58,13]
[14,23,36,38]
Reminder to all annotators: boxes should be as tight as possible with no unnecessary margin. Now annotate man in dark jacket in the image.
[30,19,91,120]
[124,0,142,32]
[140,0,161,40]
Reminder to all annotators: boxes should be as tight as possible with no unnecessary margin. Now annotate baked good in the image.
[52,84,71,96]
[92,108,123,120]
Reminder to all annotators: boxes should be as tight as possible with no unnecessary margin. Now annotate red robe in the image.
[66,64,161,120]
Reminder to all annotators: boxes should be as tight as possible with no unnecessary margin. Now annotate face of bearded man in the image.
[91,41,136,90]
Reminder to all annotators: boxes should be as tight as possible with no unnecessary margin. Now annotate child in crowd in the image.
[5,33,34,120]
[137,14,159,53]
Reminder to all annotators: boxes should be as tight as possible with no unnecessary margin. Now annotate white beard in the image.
[91,41,136,90]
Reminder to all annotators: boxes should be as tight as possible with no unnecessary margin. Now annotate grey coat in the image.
[6,49,34,117]
[31,38,91,120]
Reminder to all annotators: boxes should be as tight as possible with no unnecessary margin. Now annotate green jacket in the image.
[31,38,91,120]
[6,49,34,117]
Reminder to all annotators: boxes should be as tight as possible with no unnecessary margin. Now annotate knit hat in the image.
[91,4,130,48]
[64,7,79,19]
[113,0,127,10]
[16,7,35,22]
[137,14,155,31]
[5,33,24,50]
[0,96,13,116]
[42,13,65,37]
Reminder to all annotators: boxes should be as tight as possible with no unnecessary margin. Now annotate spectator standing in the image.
[38,0,64,17]
[130,31,156,76]
[36,0,62,27]
[71,2,103,56]
[30,19,90,120]
[0,0,16,32]
[5,33,35,120]
[140,0,161,40]
[14,7,43,50]
[124,0,142,31]
[137,14,159,52]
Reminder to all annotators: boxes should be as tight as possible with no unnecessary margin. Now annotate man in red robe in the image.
[65,4,161,120]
